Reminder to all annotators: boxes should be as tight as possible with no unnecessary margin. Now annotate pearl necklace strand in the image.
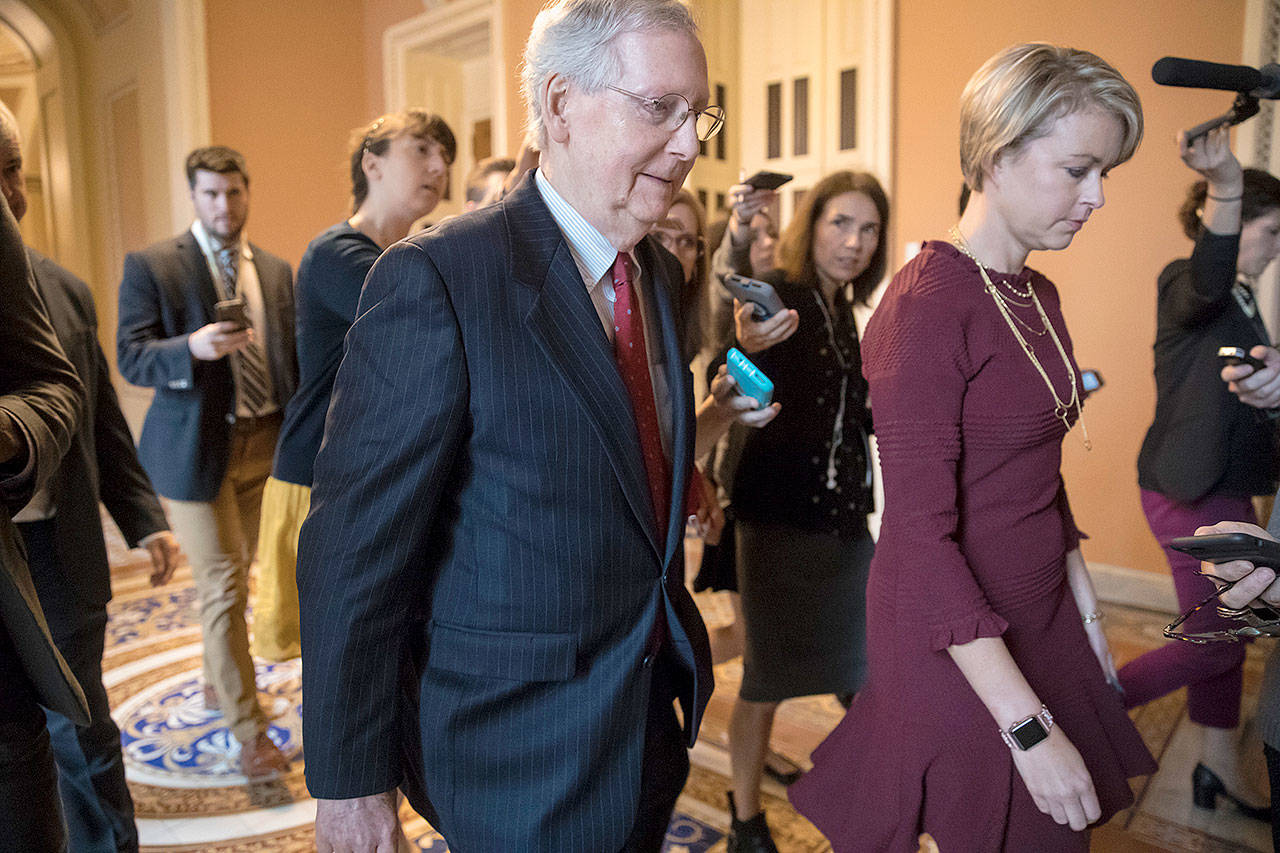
[948,226,1091,451]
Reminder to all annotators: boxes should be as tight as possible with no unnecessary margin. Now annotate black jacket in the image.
[28,249,168,608]
[1137,230,1279,502]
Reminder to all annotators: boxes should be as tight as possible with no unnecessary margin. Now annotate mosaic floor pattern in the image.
[104,528,729,851]
[100,522,1277,851]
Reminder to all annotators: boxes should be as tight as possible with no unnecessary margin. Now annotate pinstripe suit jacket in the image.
[297,175,712,851]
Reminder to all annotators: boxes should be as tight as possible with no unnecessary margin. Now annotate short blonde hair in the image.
[959,43,1143,192]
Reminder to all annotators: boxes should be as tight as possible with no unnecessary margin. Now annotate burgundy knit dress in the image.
[789,242,1155,851]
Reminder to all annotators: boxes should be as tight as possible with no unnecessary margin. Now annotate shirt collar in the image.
[533,168,641,289]
[191,219,252,261]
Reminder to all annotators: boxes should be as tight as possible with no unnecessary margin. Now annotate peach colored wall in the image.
[205,1,369,268]
[361,0,425,113]
[360,0,542,155]
[500,0,545,149]
[894,1,1246,574]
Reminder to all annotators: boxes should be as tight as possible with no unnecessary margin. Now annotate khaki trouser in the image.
[166,414,279,746]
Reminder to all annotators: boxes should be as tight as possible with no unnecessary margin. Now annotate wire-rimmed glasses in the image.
[1164,576,1280,644]
[606,85,725,141]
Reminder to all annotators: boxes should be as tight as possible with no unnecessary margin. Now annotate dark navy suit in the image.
[298,176,713,851]
[23,248,169,853]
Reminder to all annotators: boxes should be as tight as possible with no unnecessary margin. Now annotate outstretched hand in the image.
[1179,125,1242,190]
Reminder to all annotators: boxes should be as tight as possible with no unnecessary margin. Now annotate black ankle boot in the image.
[1192,762,1270,822]
[727,791,780,853]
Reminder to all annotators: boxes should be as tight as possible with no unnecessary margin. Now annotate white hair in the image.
[520,0,698,149]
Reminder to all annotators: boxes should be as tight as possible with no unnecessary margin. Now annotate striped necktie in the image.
[216,244,271,413]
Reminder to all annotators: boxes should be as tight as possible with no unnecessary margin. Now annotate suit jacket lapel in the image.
[179,233,220,320]
[507,180,664,560]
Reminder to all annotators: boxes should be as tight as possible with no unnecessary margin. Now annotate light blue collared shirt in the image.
[533,168,672,458]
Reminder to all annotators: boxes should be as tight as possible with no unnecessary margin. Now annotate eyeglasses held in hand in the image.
[1164,576,1280,643]
[606,86,726,141]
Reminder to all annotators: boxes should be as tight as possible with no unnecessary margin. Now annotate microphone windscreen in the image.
[1152,56,1262,92]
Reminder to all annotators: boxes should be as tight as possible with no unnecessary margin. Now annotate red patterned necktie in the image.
[612,253,671,536]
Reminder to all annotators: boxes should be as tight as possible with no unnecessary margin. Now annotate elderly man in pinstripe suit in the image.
[298,1,726,850]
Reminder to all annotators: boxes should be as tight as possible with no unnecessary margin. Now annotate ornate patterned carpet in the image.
[103,528,732,851]
[100,522,1274,851]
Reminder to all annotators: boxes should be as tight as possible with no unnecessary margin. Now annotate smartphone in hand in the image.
[724,273,786,321]
[215,297,249,331]
[726,347,774,409]
[742,170,793,191]
[1217,345,1267,375]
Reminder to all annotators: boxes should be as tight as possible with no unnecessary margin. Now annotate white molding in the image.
[0,0,92,276]
[1088,561,1179,615]
[382,0,496,112]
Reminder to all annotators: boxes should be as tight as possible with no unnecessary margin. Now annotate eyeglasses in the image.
[606,86,725,142]
[651,228,704,254]
[1164,575,1280,643]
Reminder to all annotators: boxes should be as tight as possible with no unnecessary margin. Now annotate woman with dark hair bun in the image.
[1121,128,1280,821]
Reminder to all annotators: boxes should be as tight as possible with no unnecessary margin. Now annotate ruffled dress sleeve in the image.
[862,261,1009,651]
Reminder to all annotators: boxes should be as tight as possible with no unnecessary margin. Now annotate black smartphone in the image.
[724,273,787,320]
[742,170,793,191]
[1170,532,1280,566]
[1081,368,1103,393]
[215,297,249,331]
[1217,345,1267,373]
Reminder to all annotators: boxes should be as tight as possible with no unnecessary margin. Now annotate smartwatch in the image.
[1000,705,1054,751]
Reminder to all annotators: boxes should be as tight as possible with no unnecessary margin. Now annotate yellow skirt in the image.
[251,476,309,661]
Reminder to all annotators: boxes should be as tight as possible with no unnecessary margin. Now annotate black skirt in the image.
[736,519,872,702]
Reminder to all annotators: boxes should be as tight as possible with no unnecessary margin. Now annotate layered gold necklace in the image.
[948,226,1091,451]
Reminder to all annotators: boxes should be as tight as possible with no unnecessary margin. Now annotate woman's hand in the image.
[733,298,798,354]
[1194,520,1280,609]
[1179,126,1243,194]
[728,182,777,227]
[1224,345,1280,409]
[693,365,781,458]
[1010,727,1101,831]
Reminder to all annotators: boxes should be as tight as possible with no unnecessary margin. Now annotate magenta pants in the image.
[1116,488,1257,729]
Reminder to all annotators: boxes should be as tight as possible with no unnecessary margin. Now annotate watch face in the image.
[1011,718,1049,750]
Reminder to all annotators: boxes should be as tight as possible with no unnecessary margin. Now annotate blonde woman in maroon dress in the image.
[789,43,1156,851]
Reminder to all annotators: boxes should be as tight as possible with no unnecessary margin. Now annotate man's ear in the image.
[543,74,573,145]
[361,148,382,183]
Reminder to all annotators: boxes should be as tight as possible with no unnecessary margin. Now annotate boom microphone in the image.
[1152,56,1280,99]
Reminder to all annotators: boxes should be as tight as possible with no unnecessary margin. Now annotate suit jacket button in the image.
[225,413,236,424]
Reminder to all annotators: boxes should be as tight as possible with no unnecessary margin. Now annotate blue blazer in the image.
[115,232,297,501]
[297,175,713,851]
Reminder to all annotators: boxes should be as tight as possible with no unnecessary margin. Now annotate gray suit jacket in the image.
[0,195,88,724]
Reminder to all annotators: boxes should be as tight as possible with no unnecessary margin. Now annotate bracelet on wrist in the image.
[1207,192,1243,202]
[1081,610,1102,625]
[1000,704,1055,751]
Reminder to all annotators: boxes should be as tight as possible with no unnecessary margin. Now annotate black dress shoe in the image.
[1192,762,1270,822]
[727,791,780,853]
